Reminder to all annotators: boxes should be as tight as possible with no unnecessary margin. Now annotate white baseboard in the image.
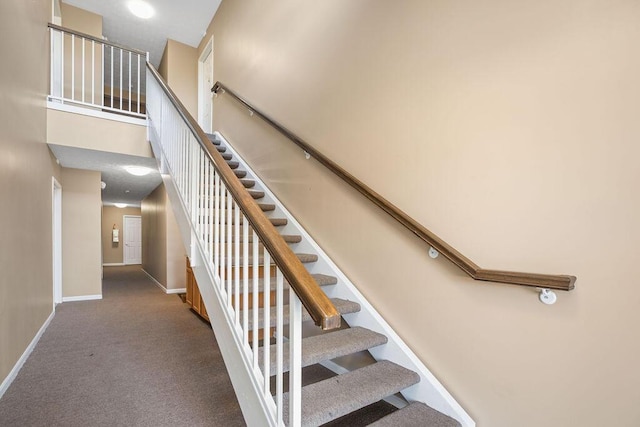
[102,263,125,267]
[0,310,55,399]
[141,269,185,294]
[62,294,102,302]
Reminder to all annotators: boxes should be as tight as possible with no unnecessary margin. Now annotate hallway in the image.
[0,266,245,426]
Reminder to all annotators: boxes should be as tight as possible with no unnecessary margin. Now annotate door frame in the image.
[197,35,214,133]
[52,177,62,306]
[123,215,142,265]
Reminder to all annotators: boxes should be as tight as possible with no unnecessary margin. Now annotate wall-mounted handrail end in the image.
[474,269,576,291]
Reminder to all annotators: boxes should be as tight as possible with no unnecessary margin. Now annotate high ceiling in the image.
[53,0,221,207]
[62,0,222,66]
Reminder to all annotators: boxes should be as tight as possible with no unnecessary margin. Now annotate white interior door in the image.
[123,215,142,265]
[198,37,214,133]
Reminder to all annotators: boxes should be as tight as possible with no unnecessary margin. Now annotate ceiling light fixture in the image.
[128,0,155,19]
[124,165,153,176]
[114,203,128,208]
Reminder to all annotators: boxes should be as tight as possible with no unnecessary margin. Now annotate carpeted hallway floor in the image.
[0,266,245,427]
[0,266,397,426]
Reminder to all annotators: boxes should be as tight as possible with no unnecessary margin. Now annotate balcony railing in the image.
[48,23,147,118]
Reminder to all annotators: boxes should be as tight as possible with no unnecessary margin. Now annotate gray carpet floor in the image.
[0,266,396,426]
[0,266,245,427]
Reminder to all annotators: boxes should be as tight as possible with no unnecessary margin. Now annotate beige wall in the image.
[102,206,142,265]
[47,108,151,158]
[60,2,101,36]
[201,1,640,425]
[61,168,102,298]
[158,39,198,117]
[0,0,55,386]
[142,183,186,290]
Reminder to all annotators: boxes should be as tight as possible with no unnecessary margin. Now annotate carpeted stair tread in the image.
[221,153,233,160]
[236,253,317,266]
[260,326,388,373]
[248,189,265,199]
[205,133,221,145]
[233,170,247,178]
[227,217,287,226]
[228,202,275,211]
[236,273,337,293]
[306,273,337,286]
[283,360,420,426]
[245,298,360,330]
[216,145,226,153]
[226,160,239,169]
[240,179,255,188]
[224,233,301,243]
[367,402,461,427]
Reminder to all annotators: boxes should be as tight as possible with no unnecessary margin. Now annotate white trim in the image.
[102,263,125,267]
[52,177,62,306]
[197,36,214,132]
[141,269,185,294]
[62,294,102,302]
[0,310,55,399]
[47,100,147,126]
[215,132,475,426]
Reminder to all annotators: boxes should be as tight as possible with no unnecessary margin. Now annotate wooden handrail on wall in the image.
[212,81,576,292]
[147,65,341,330]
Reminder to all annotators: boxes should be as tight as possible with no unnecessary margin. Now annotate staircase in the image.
[145,66,473,426]
[202,133,464,426]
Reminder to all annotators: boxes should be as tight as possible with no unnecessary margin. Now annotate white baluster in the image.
[252,229,259,369]
[242,215,249,344]
[214,173,220,281]
[137,54,141,113]
[220,184,226,291]
[263,249,271,396]
[119,48,123,110]
[227,189,233,306]
[128,51,132,112]
[289,293,302,427]
[101,43,104,107]
[71,34,75,100]
[208,165,214,263]
[276,268,284,425]
[91,40,95,105]
[81,37,85,103]
[234,202,240,325]
[110,46,114,108]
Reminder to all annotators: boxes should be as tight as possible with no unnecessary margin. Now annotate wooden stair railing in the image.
[212,81,576,291]
[147,64,341,330]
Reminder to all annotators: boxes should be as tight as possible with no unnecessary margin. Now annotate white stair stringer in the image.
[213,131,475,427]
[147,125,278,426]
